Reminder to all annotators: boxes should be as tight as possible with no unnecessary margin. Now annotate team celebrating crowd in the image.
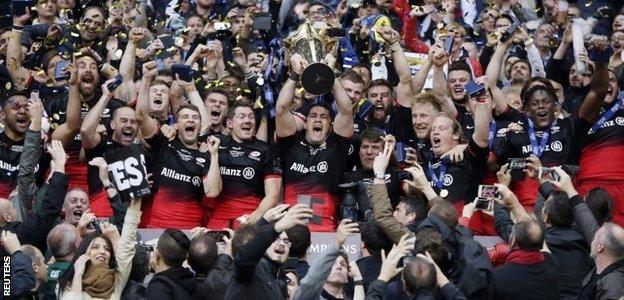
[0,0,623,299]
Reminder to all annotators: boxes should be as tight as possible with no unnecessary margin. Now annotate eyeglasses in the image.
[275,237,292,246]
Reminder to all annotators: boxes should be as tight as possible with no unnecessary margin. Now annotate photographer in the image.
[341,130,404,221]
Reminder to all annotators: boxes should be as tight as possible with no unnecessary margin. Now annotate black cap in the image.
[0,88,30,108]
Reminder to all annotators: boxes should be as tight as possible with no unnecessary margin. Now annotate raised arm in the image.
[378,26,413,106]
[578,43,610,123]
[332,78,355,138]
[275,55,304,138]
[113,196,142,296]
[485,34,512,115]
[202,136,222,198]
[135,61,160,139]
[80,81,115,150]
[117,27,147,103]
[176,78,210,133]
[471,97,493,148]
[51,62,82,148]
[431,42,449,97]
[6,10,32,90]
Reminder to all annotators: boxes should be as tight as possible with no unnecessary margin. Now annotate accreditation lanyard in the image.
[428,160,447,189]
[526,117,557,158]
[589,94,624,134]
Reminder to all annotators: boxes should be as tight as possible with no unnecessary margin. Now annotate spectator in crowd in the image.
[227,204,313,299]
[57,196,142,298]
[285,224,312,278]
[2,1,624,299]
[41,223,80,299]
[147,228,197,299]
[2,230,36,298]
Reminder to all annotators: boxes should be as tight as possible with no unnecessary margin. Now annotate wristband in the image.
[12,25,23,31]
[354,280,364,285]
[104,183,115,190]
[374,173,385,180]
[289,72,301,82]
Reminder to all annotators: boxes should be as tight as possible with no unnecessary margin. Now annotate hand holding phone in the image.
[171,64,193,82]
[54,60,71,81]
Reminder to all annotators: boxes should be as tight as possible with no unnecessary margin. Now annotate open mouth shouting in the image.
[240,122,253,137]
[73,209,83,219]
[431,135,442,151]
[120,127,135,143]
[210,110,222,124]
[15,115,29,129]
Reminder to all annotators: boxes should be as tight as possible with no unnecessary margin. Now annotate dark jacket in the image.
[147,266,198,300]
[571,196,624,299]
[121,279,147,300]
[365,279,466,300]
[417,216,493,299]
[6,250,36,299]
[196,254,234,300]
[492,252,561,299]
[0,172,67,255]
[226,224,285,300]
[579,259,624,300]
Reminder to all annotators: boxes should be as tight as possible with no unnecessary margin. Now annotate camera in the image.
[395,170,413,181]
[539,167,560,182]
[475,197,494,211]
[339,173,377,222]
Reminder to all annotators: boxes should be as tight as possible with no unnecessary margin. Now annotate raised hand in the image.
[335,219,359,246]
[1,231,21,255]
[274,204,314,232]
[142,61,158,80]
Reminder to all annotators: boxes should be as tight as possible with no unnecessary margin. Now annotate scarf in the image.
[82,264,115,299]
[505,249,545,265]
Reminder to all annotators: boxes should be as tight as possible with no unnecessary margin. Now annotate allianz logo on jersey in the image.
[522,141,563,154]
[594,117,624,131]
[220,166,255,179]
[160,167,202,187]
[289,161,328,174]
[0,160,18,172]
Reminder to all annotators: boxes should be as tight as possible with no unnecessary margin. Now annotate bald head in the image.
[594,223,624,260]
[511,219,544,251]
[0,199,17,226]
[47,223,80,261]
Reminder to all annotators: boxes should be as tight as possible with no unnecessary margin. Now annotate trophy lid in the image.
[301,63,335,96]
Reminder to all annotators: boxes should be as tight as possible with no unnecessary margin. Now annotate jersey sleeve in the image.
[465,137,489,178]
[262,146,281,178]
[145,128,168,154]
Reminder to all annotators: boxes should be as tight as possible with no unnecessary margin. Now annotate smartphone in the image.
[539,167,560,182]
[443,36,454,54]
[500,20,519,43]
[54,60,71,81]
[395,170,413,181]
[252,13,271,31]
[171,64,193,82]
[508,158,527,180]
[12,0,34,16]
[465,80,486,98]
[296,195,322,224]
[158,34,175,49]
[478,185,499,199]
[107,74,123,93]
[475,197,493,211]
[395,142,407,163]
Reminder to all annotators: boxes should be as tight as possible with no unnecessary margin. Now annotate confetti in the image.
[70,32,80,37]
[585,1,592,7]
[256,77,265,85]
[5,82,11,90]
[53,113,60,120]
[115,49,123,59]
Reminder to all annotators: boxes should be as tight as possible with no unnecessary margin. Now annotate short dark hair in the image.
[358,128,385,145]
[369,79,393,93]
[496,13,514,25]
[585,188,613,225]
[176,103,202,119]
[360,220,393,256]
[188,233,218,276]
[403,256,436,295]
[512,220,544,251]
[400,196,428,222]
[226,103,254,121]
[429,199,458,228]
[157,229,190,268]
[130,244,151,282]
[232,225,259,257]
[448,61,473,79]
[285,225,311,259]
[544,191,573,227]
[522,84,558,107]
[413,228,449,271]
